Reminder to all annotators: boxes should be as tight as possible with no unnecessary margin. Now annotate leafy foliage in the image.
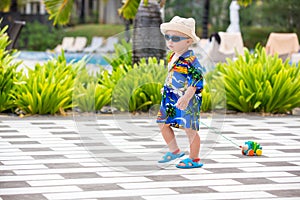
[216,46,300,113]
[73,69,112,112]
[17,21,64,51]
[44,0,74,25]
[0,25,22,112]
[112,57,166,112]
[12,53,83,115]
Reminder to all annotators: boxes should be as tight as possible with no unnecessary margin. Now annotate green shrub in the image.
[12,53,84,115]
[73,70,112,112]
[112,57,166,112]
[0,25,22,112]
[17,21,64,51]
[217,45,300,113]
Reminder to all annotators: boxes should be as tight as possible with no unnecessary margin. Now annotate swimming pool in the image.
[16,51,109,66]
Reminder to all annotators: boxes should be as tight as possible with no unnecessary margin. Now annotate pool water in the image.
[16,51,109,66]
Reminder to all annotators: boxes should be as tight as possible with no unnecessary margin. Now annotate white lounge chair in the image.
[218,32,244,56]
[54,37,75,53]
[83,37,104,53]
[97,37,119,53]
[266,32,299,61]
[67,36,87,52]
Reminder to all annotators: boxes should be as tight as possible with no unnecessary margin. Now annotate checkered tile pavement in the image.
[1,115,300,200]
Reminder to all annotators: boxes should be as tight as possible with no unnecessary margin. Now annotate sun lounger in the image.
[54,37,75,53]
[83,37,104,53]
[266,33,299,61]
[218,32,244,55]
[67,36,87,52]
[97,37,119,53]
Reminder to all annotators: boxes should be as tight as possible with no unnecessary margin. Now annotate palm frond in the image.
[44,0,74,25]
[118,0,141,20]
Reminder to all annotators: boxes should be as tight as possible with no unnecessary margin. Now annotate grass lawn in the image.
[64,24,127,43]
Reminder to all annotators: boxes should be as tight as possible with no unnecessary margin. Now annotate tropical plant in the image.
[216,45,300,113]
[0,25,21,112]
[12,53,84,115]
[73,69,112,112]
[111,57,166,112]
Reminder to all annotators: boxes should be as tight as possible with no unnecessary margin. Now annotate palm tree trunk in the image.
[202,0,210,38]
[132,1,166,64]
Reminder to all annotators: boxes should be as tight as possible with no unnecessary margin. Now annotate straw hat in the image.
[160,16,200,43]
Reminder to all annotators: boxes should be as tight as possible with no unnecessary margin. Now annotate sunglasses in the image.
[164,34,189,42]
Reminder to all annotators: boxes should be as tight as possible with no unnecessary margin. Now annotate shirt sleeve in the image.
[187,56,204,94]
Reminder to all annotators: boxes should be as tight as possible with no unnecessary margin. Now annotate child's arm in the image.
[176,86,196,110]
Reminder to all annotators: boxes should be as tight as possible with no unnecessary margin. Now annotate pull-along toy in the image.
[201,122,262,156]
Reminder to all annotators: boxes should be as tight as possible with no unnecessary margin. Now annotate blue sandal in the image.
[176,158,203,169]
[158,151,185,163]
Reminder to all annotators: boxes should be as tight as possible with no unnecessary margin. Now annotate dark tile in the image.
[40,126,66,129]
[126,138,154,142]
[142,145,165,148]
[79,183,122,191]
[233,177,275,184]
[269,133,297,136]
[86,124,109,126]
[268,189,300,197]
[97,128,122,131]
[31,122,55,125]
[279,149,300,153]
[213,147,237,151]
[219,131,239,134]
[20,148,52,152]
[79,142,105,146]
[125,165,160,171]
[0,170,15,176]
[290,171,300,176]
[146,175,188,181]
[206,168,244,173]
[250,128,273,131]
[172,186,216,193]
[0,181,30,188]
[98,197,144,200]
[106,157,143,162]
[0,125,10,128]
[0,130,18,133]
[266,121,285,124]
[45,163,83,169]
[285,126,300,128]
[1,194,48,200]
[61,172,101,179]
[32,155,66,159]
[259,162,298,167]
[10,141,39,145]
[51,131,78,135]
[61,137,80,140]
[1,135,29,139]
[232,124,253,127]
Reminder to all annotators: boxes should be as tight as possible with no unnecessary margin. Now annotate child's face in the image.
[164,30,193,54]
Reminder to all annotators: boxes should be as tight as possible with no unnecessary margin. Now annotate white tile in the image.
[0,186,82,195]
[28,176,152,187]
[210,183,300,192]
[182,171,296,180]
[44,188,178,200]
[268,177,300,183]
[143,191,275,200]
[118,179,241,189]
[240,166,300,172]
[0,174,64,182]
[0,164,48,170]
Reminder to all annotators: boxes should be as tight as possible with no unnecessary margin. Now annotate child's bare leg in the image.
[158,123,179,152]
[178,128,200,166]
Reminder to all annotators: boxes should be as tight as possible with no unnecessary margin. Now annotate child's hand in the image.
[176,95,191,110]
[176,87,196,110]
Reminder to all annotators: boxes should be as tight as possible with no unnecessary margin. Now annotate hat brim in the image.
[160,22,200,44]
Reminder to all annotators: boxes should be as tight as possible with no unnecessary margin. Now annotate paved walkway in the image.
[0,115,300,200]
